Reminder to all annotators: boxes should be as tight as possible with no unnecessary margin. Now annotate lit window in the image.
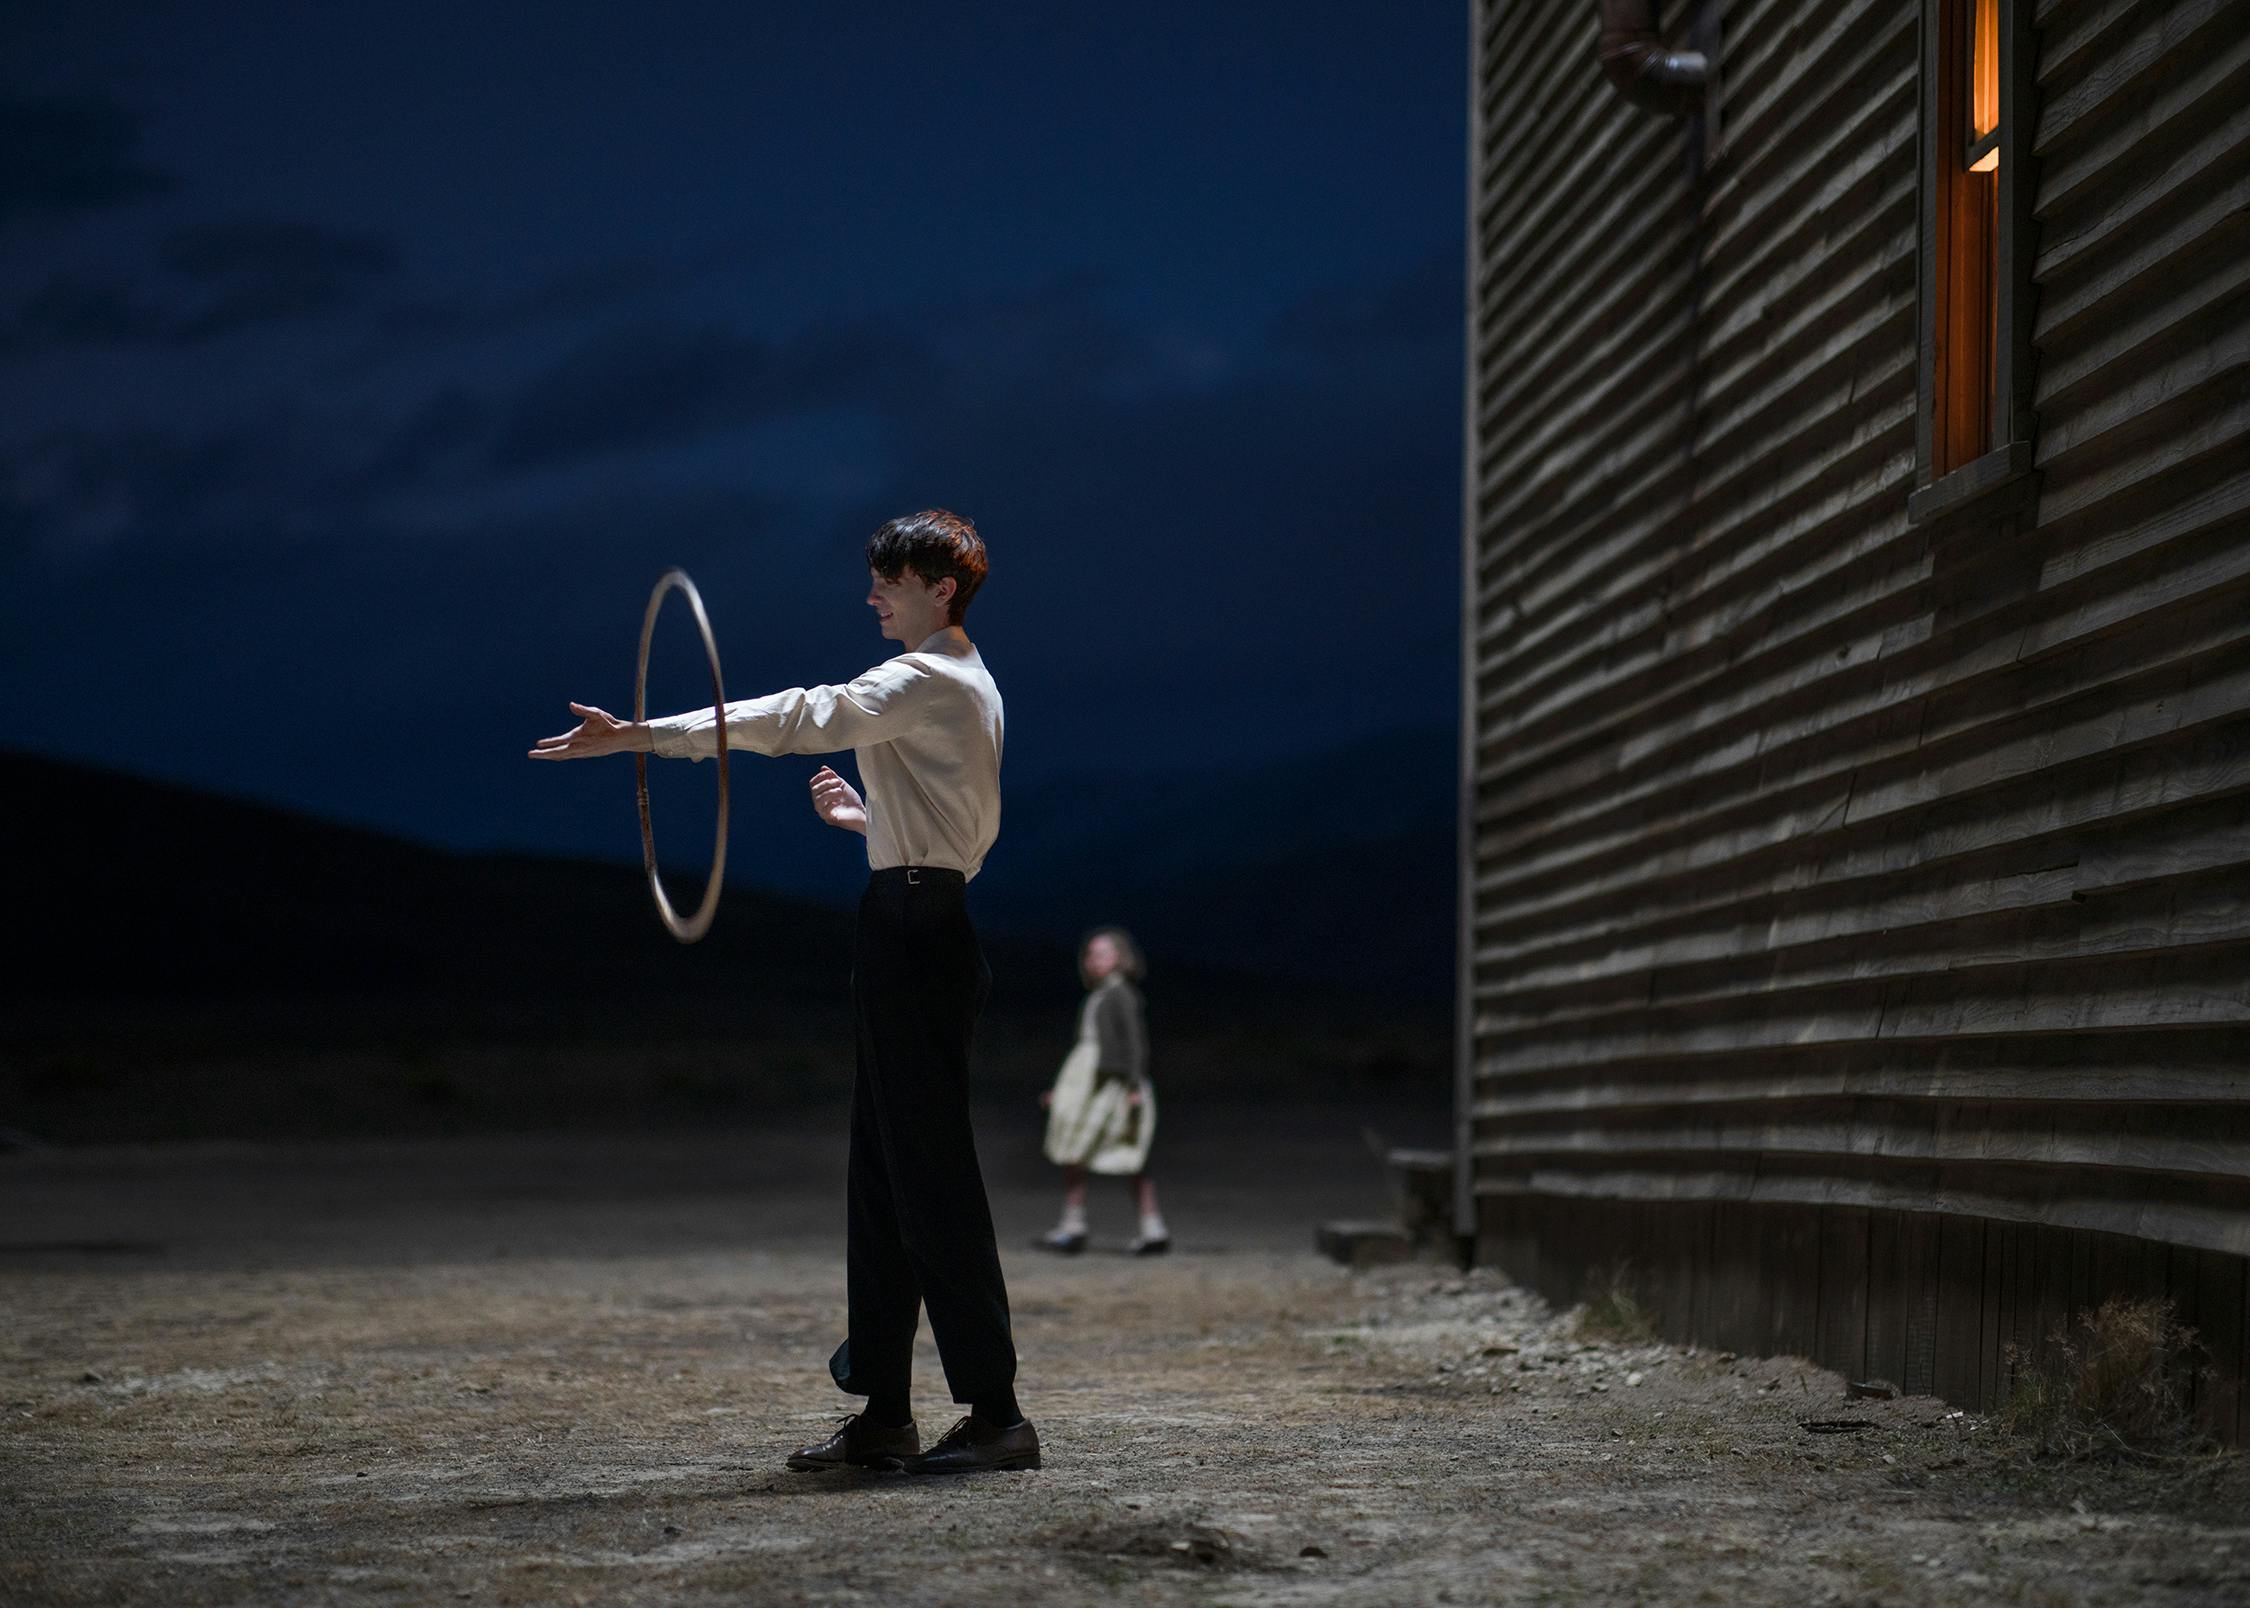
[1968,0,1999,173]
[1912,0,2035,522]
[1934,0,1999,476]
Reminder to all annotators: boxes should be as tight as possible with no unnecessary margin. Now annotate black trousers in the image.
[826,865,1017,1409]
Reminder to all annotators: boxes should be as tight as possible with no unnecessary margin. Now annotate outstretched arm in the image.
[641,657,937,762]
[528,656,937,765]
[527,702,651,760]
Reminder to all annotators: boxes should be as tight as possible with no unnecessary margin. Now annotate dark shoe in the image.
[1034,1229,1087,1254]
[1131,1233,1171,1256]
[898,1413,1042,1475]
[785,1412,918,1472]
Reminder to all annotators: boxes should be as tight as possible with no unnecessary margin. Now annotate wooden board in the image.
[1463,0,2250,1442]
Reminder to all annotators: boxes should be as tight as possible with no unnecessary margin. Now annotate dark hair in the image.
[1079,925,1145,984]
[865,508,988,625]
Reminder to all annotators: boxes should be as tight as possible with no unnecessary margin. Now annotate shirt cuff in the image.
[645,716,703,761]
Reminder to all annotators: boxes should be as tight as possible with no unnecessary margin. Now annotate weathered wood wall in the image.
[1459,0,2250,1441]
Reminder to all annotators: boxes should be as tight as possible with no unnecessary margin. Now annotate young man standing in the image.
[528,509,1037,1475]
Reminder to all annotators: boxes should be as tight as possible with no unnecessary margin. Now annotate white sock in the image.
[1138,1210,1168,1242]
[1058,1203,1087,1235]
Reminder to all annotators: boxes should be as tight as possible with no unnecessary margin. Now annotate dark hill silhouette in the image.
[1,747,1450,1019]
[972,725,1458,998]
[5,728,1459,1004]
[5,747,864,1005]
[0,750,1449,1140]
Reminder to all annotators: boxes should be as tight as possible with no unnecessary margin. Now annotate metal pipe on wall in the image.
[1598,0,1709,116]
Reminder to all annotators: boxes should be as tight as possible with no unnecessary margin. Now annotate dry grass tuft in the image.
[1998,1297,2210,1461]
[1573,1260,1660,1345]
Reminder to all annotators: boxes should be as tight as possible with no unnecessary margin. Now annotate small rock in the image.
[1626,1371,1644,1387]
[1316,1221,1412,1267]
[663,1525,680,1536]
[1300,1544,1328,1559]
[1178,1523,1233,1566]
[77,1371,102,1384]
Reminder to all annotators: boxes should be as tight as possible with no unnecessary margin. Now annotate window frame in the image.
[1909,0,2039,526]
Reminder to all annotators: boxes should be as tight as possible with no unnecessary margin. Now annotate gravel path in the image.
[3,1116,2244,1605]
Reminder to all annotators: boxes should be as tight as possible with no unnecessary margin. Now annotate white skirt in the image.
[1042,1041,1156,1175]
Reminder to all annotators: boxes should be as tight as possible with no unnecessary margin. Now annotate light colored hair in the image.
[1079,925,1145,985]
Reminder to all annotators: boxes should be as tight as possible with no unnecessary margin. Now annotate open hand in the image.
[528,702,646,761]
[810,765,868,834]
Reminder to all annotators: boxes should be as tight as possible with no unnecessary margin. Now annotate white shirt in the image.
[645,624,1004,881]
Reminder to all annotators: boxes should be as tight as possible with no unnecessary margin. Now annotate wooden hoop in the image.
[632,568,728,943]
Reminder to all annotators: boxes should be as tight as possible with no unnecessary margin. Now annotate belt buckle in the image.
[906,866,920,886]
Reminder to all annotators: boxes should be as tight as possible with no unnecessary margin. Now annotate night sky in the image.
[1,3,1465,911]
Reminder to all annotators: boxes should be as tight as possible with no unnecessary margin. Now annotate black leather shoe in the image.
[898,1413,1041,1475]
[1131,1233,1171,1256]
[785,1413,918,1472]
[1034,1229,1087,1254]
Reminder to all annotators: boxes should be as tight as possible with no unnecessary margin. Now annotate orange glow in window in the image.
[1971,0,2000,142]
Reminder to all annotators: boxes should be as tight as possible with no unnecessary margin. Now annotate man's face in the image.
[867,567,953,645]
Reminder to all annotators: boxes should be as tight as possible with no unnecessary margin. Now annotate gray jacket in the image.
[1089,976,1148,1088]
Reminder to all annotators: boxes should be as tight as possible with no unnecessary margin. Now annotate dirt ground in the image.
[4,1108,2245,1606]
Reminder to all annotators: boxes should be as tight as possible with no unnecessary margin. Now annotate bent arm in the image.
[1093,986,1148,1084]
[646,657,935,761]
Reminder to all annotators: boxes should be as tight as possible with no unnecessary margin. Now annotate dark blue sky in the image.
[1,2,1465,901]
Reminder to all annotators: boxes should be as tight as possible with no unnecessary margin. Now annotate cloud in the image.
[8,270,165,346]
[0,94,176,226]
[485,314,931,472]
[1,250,1464,851]
[3,228,764,361]
[2,423,259,558]
[852,260,1464,709]
[159,219,400,338]
[7,218,402,351]
[4,252,1461,594]
[474,275,1152,479]
[340,385,490,502]
[1270,244,1462,360]
[354,237,758,351]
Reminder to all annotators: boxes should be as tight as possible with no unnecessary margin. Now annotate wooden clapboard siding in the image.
[1462,0,2250,1443]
